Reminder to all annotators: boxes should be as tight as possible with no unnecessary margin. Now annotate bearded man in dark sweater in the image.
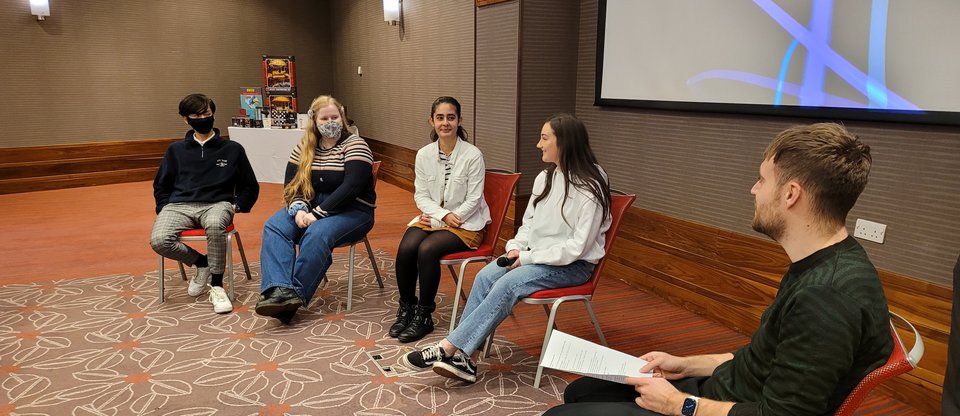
[150,94,259,314]
[546,123,892,416]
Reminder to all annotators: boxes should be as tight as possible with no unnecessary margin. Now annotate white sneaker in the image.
[209,286,233,314]
[187,267,211,296]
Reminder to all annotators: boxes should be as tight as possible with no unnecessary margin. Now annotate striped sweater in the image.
[285,132,376,218]
[702,235,892,416]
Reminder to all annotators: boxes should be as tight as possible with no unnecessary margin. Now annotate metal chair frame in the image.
[440,169,521,332]
[320,161,384,311]
[158,224,251,302]
[483,191,636,389]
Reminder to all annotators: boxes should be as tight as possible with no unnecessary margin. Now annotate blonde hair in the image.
[283,95,349,204]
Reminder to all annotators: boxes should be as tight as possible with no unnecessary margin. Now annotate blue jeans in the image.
[259,208,374,306]
[447,260,595,355]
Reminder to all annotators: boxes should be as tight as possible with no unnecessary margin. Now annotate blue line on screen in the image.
[867,0,889,108]
[775,40,799,106]
[799,0,833,107]
[687,0,919,111]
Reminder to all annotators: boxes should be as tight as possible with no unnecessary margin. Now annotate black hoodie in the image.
[153,128,260,213]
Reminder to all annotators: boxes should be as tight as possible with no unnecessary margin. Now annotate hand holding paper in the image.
[540,330,656,384]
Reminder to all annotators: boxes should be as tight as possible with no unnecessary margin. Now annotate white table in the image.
[228,127,304,184]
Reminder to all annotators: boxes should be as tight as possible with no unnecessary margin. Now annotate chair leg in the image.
[159,255,165,303]
[583,300,607,347]
[449,260,470,332]
[534,299,565,389]
[347,244,356,311]
[178,261,188,281]
[233,232,252,280]
[363,237,384,289]
[226,233,236,302]
[447,264,468,302]
[484,328,496,358]
[541,304,559,331]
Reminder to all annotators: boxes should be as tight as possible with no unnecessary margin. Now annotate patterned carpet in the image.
[0,252,567,415]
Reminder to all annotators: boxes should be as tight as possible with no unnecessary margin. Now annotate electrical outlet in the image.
[854,219,886,244]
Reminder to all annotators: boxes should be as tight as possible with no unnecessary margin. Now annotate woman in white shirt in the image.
[402,113,612,383]
[390,96,491,343]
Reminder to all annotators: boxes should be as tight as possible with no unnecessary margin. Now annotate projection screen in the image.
[596,0,960,125]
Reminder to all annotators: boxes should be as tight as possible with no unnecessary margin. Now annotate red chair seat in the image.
[179,224,236,237]
[525,281,596,299]
[440,244,494,261]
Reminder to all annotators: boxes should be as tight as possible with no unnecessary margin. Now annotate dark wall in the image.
[576,0,960,285]
[2,0,332,147]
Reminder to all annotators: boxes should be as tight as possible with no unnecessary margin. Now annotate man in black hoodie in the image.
[150,94,259,314]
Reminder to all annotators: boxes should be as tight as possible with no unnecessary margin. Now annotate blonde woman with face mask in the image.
[255,95,376,324]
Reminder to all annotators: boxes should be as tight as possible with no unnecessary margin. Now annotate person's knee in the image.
[397,239,419,260]
[416,244,442,264]
[149,233,176,254]
[206,213,233,234]
[562,377,591,403]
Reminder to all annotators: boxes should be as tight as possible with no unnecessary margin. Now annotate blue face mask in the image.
[188,116,215,134]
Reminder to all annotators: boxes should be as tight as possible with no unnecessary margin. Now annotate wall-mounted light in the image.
[30,0,50,21]
[382,0,404,40]
[382,0,400,25]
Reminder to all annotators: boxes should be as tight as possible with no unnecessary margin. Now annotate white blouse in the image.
[506,168,610,266]
[411,140,491,231]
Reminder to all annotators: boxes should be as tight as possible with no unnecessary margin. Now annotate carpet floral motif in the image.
[0,252,567,415]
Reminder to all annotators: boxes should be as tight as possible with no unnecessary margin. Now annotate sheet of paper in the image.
[407,216,419,227]
[540,329,655,384]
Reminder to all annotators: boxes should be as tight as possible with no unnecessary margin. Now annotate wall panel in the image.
[1,0,332,148]
[330,0,475,153]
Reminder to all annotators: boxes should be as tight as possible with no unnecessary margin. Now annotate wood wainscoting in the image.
[608,207,950,414]
[0,138,177,195]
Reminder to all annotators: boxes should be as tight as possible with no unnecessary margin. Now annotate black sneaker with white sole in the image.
[400,343,446,370]
[433,350,477,383]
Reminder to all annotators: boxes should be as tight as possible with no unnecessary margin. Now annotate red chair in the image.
[324,161,384,311]
[440,169,521,332]
[832,311,924,415]
[159,223,251,302]
[485,191,636,388]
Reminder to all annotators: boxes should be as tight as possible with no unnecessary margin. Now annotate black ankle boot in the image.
[389,301,416,338]
[398,305,435,343]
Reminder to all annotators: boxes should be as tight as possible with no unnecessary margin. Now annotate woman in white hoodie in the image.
[402,113,612,383]
[390,96,491,343]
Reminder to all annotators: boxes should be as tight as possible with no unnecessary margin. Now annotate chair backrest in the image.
[581,191,636,295]
[833,311,924,416]
[478,169,521,251]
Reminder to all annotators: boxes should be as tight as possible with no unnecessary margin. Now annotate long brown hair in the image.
[283,95,349,204]
[533,114,611,224]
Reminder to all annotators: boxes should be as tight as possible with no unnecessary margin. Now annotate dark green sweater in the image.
[702,235,892,415]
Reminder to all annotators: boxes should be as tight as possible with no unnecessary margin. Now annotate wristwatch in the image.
[681,395,700,416]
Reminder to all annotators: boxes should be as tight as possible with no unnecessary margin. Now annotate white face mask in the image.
[316,121,342,138]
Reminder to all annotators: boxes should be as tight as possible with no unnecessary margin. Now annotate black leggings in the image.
[543,377,706,416]
[394,227,469,309]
